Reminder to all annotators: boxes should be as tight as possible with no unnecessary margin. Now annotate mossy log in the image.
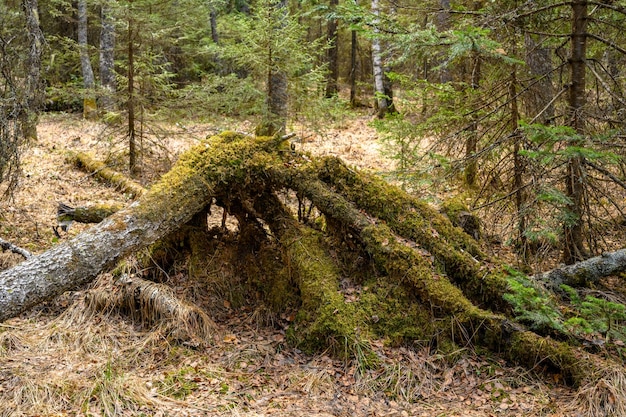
[268,164,623,387]
[57,202,125,225]
[1,133,625,413]
[533,248,626,291]
[67,151,146,198]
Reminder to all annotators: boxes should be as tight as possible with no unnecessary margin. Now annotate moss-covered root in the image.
[67,151,146,198]
[275,168,626,398]
[284,225,369,354]
[317,156,484,257]
[316,156,510,311]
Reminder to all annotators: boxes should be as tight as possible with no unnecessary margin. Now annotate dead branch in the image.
[533,248,626,291]
[0,237,31,259]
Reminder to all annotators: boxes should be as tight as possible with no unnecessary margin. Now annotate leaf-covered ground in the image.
[0,113,579,416]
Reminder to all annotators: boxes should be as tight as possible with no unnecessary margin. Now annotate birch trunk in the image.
[371,0,388,118]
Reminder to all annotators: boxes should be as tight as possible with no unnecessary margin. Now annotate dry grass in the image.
[572,366,626,417]
[84,273,218,347]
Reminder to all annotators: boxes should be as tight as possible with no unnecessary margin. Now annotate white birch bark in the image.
[371,0,388,117]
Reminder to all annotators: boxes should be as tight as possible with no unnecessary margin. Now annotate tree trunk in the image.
[256,0,288,136]
[78,0,97,119]
[464,51,481,187]
[563,0,588,264]
[371,0,389,118]
[210,8,219,44]
[524,34,554,123]
[349,20,358,106]
[127,11,138,175]
[511,71,529,259]
[0,133,280,322]
[325,0,339,98]
[20,0,44,140]
[99,0,116,111]
[436,0,452,83]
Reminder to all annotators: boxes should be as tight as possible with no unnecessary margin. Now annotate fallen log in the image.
[0,132,283,322]
[533,248,626,291]
[67,151,146,198]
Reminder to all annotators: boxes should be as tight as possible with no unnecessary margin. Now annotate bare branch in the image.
[587,33,626,55]
[0,237,31,259]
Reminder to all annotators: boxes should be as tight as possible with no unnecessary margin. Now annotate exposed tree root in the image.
[269,163,626,393]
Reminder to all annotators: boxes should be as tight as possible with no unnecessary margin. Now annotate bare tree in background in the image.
[0,0,43,196]
[21,0,44,140]
[78,0,97,118]
[99,0,116,111]
[325,0,339,98]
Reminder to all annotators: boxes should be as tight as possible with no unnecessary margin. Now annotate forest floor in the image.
[0,112,579,416]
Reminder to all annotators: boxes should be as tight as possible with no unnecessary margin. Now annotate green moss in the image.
[283,226,365,353]
[440,194,470,222]
[315,156,513,312]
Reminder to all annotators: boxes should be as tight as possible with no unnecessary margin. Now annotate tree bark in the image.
[99,0,116,111]
[128,10,138,175]
[534,248,626,292]
[511,70,529,258]
[524,34,554,123]
[210,7,219,44]
[78,0,97,119]
[325,0,339,98]
[349,20,358,106]
[464,51,481,187]
[371,0,389,118]
[0,133,281,323]
[21,0,44,140]
[435,0,452,83]
[563,0,589,264]
[256,0,288,136]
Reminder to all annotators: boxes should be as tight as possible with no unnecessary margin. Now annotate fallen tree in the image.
[1,132,626,415]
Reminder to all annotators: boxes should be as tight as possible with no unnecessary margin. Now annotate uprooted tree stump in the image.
[1,132,626,415]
